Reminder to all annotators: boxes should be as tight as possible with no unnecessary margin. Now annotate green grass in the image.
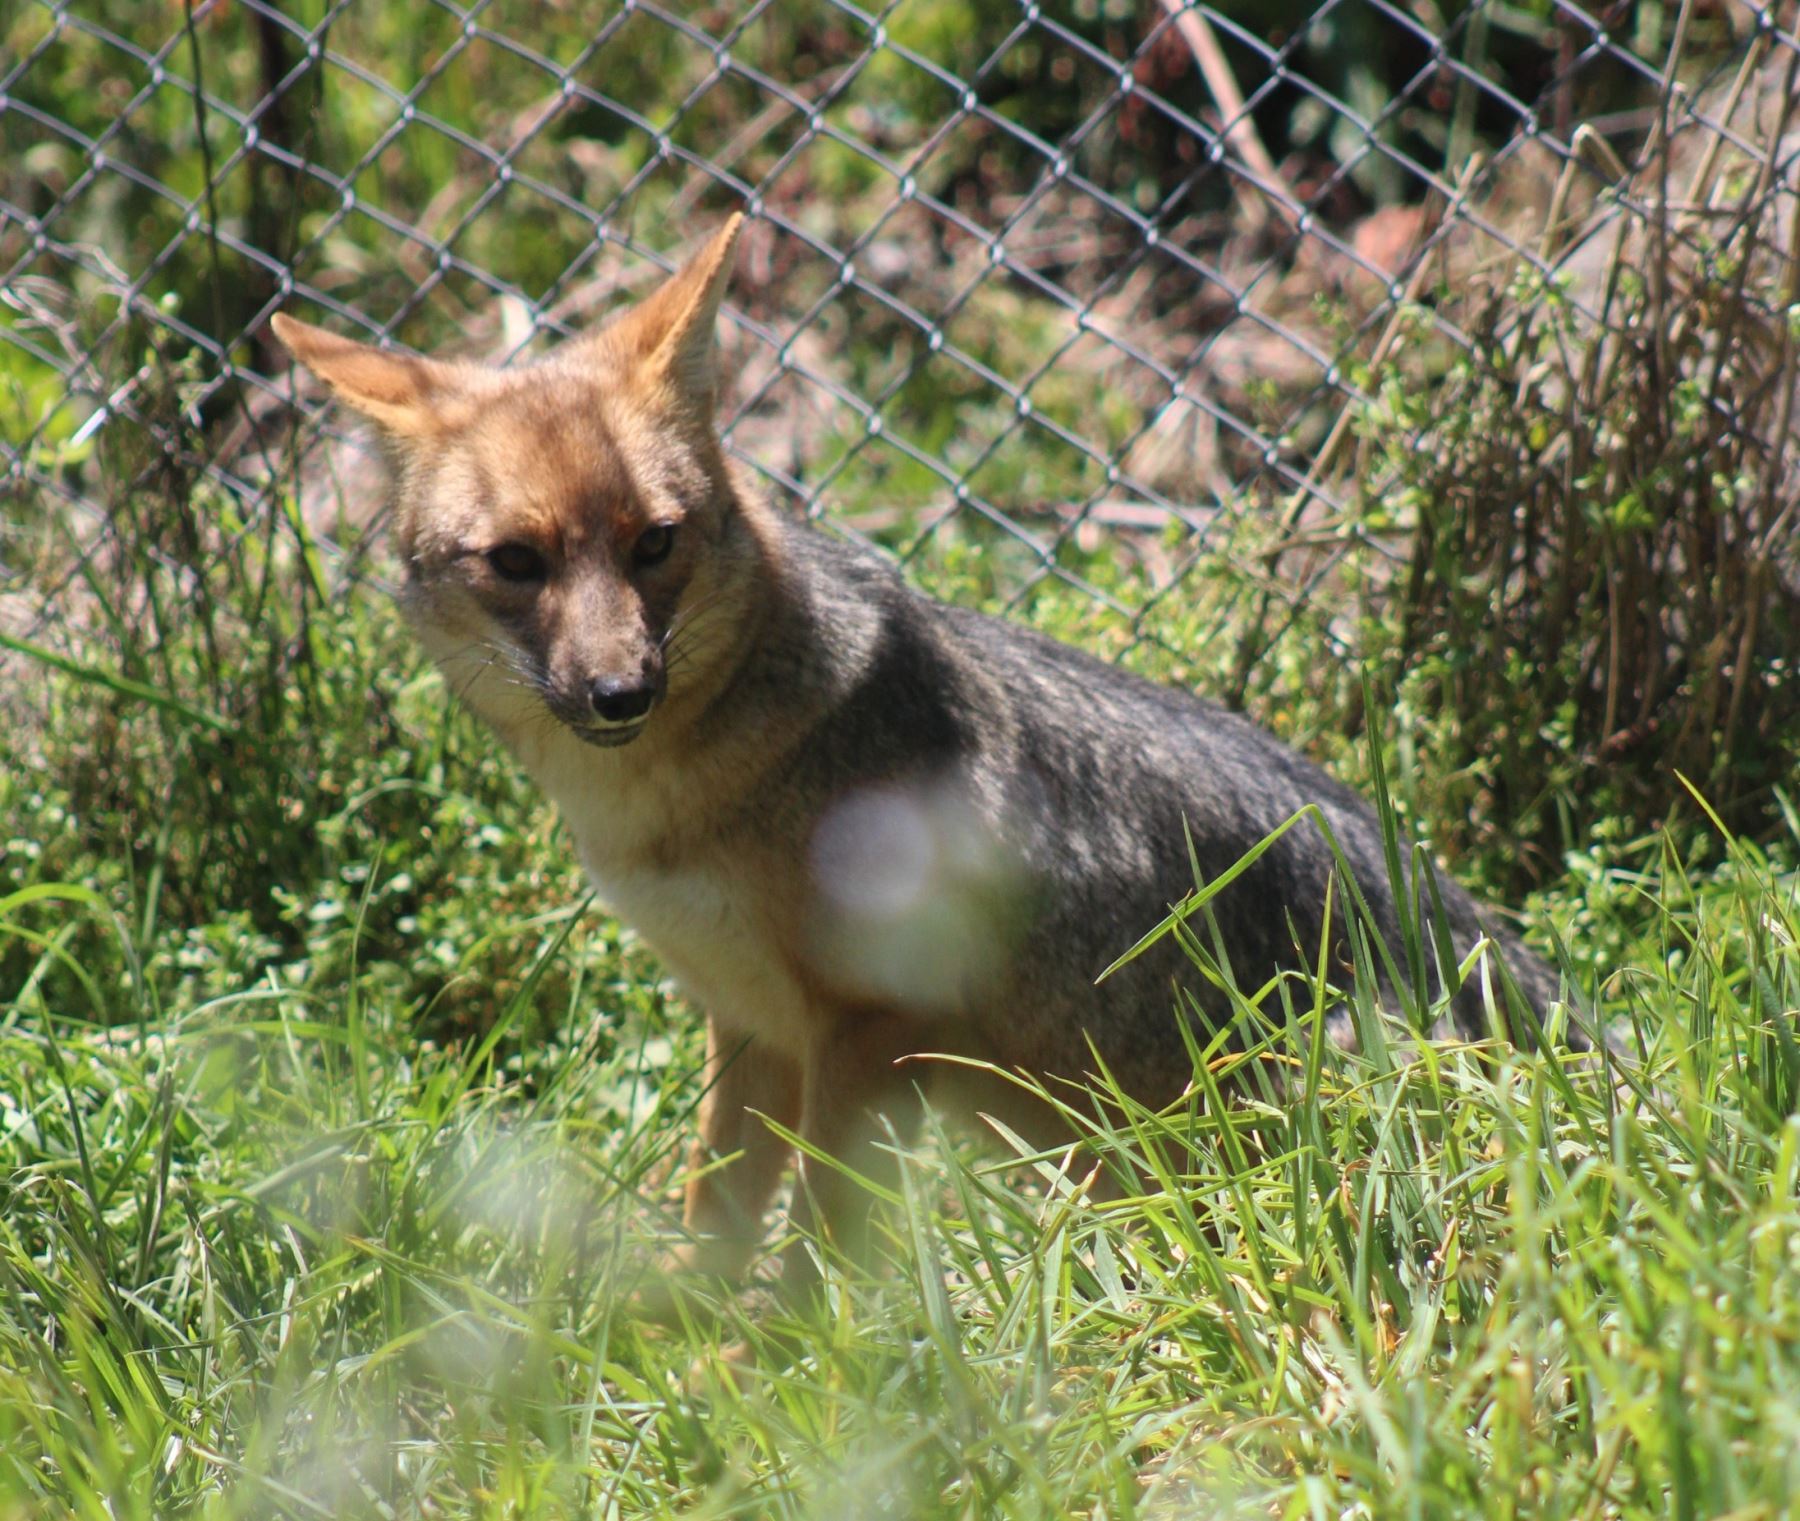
[4,482,1800,1518]
[7,3,1799,1510]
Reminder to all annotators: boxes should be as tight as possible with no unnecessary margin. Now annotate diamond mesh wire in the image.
[4,0,1798,691]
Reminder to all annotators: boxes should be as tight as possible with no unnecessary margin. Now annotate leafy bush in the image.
[1337,184,1800,895]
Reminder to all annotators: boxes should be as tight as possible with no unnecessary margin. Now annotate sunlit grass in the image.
[4,531,1799,1515]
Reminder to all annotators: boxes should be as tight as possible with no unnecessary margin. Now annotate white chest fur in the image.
[576,847,815,1055]
[437,645,820,1053]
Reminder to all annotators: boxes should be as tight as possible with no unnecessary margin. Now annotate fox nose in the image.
[588,676,657,726]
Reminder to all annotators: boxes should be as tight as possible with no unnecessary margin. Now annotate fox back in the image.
[274,215,1566,1303]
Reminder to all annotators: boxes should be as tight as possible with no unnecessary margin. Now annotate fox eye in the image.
[486,543,547,583]
[633,523,676,568]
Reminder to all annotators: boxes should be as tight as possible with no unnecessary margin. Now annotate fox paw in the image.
[628,1245,743,1327]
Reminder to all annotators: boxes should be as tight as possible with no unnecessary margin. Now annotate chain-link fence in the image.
[5,0,1800,863]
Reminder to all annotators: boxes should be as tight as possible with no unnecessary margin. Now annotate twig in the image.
[180,0,228,350]
[1675,23,1769,223]
[1648,0,1698,439]
[1156,0,1297,231]
[1220,155,1480,707]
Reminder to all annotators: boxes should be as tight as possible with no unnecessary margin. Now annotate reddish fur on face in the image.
[273,217,769,736]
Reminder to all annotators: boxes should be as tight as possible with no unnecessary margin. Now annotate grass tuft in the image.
[3,529,1798,1512]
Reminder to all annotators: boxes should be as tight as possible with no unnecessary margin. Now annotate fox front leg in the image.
[775,1009,930,1310]
[634,1019,800,1324]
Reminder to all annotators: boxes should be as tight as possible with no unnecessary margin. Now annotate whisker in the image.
[436,637,559,714]
[661,586,734,651]
[665,615,735,676]
[665,599,735,654]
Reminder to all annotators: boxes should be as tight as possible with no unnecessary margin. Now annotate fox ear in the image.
[606,213,743,412]
[270,314,463,437]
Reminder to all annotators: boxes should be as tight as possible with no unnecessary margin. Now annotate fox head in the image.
[271,215,761,753]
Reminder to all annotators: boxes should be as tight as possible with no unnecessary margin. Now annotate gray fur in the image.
[691,517,1571,1106]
